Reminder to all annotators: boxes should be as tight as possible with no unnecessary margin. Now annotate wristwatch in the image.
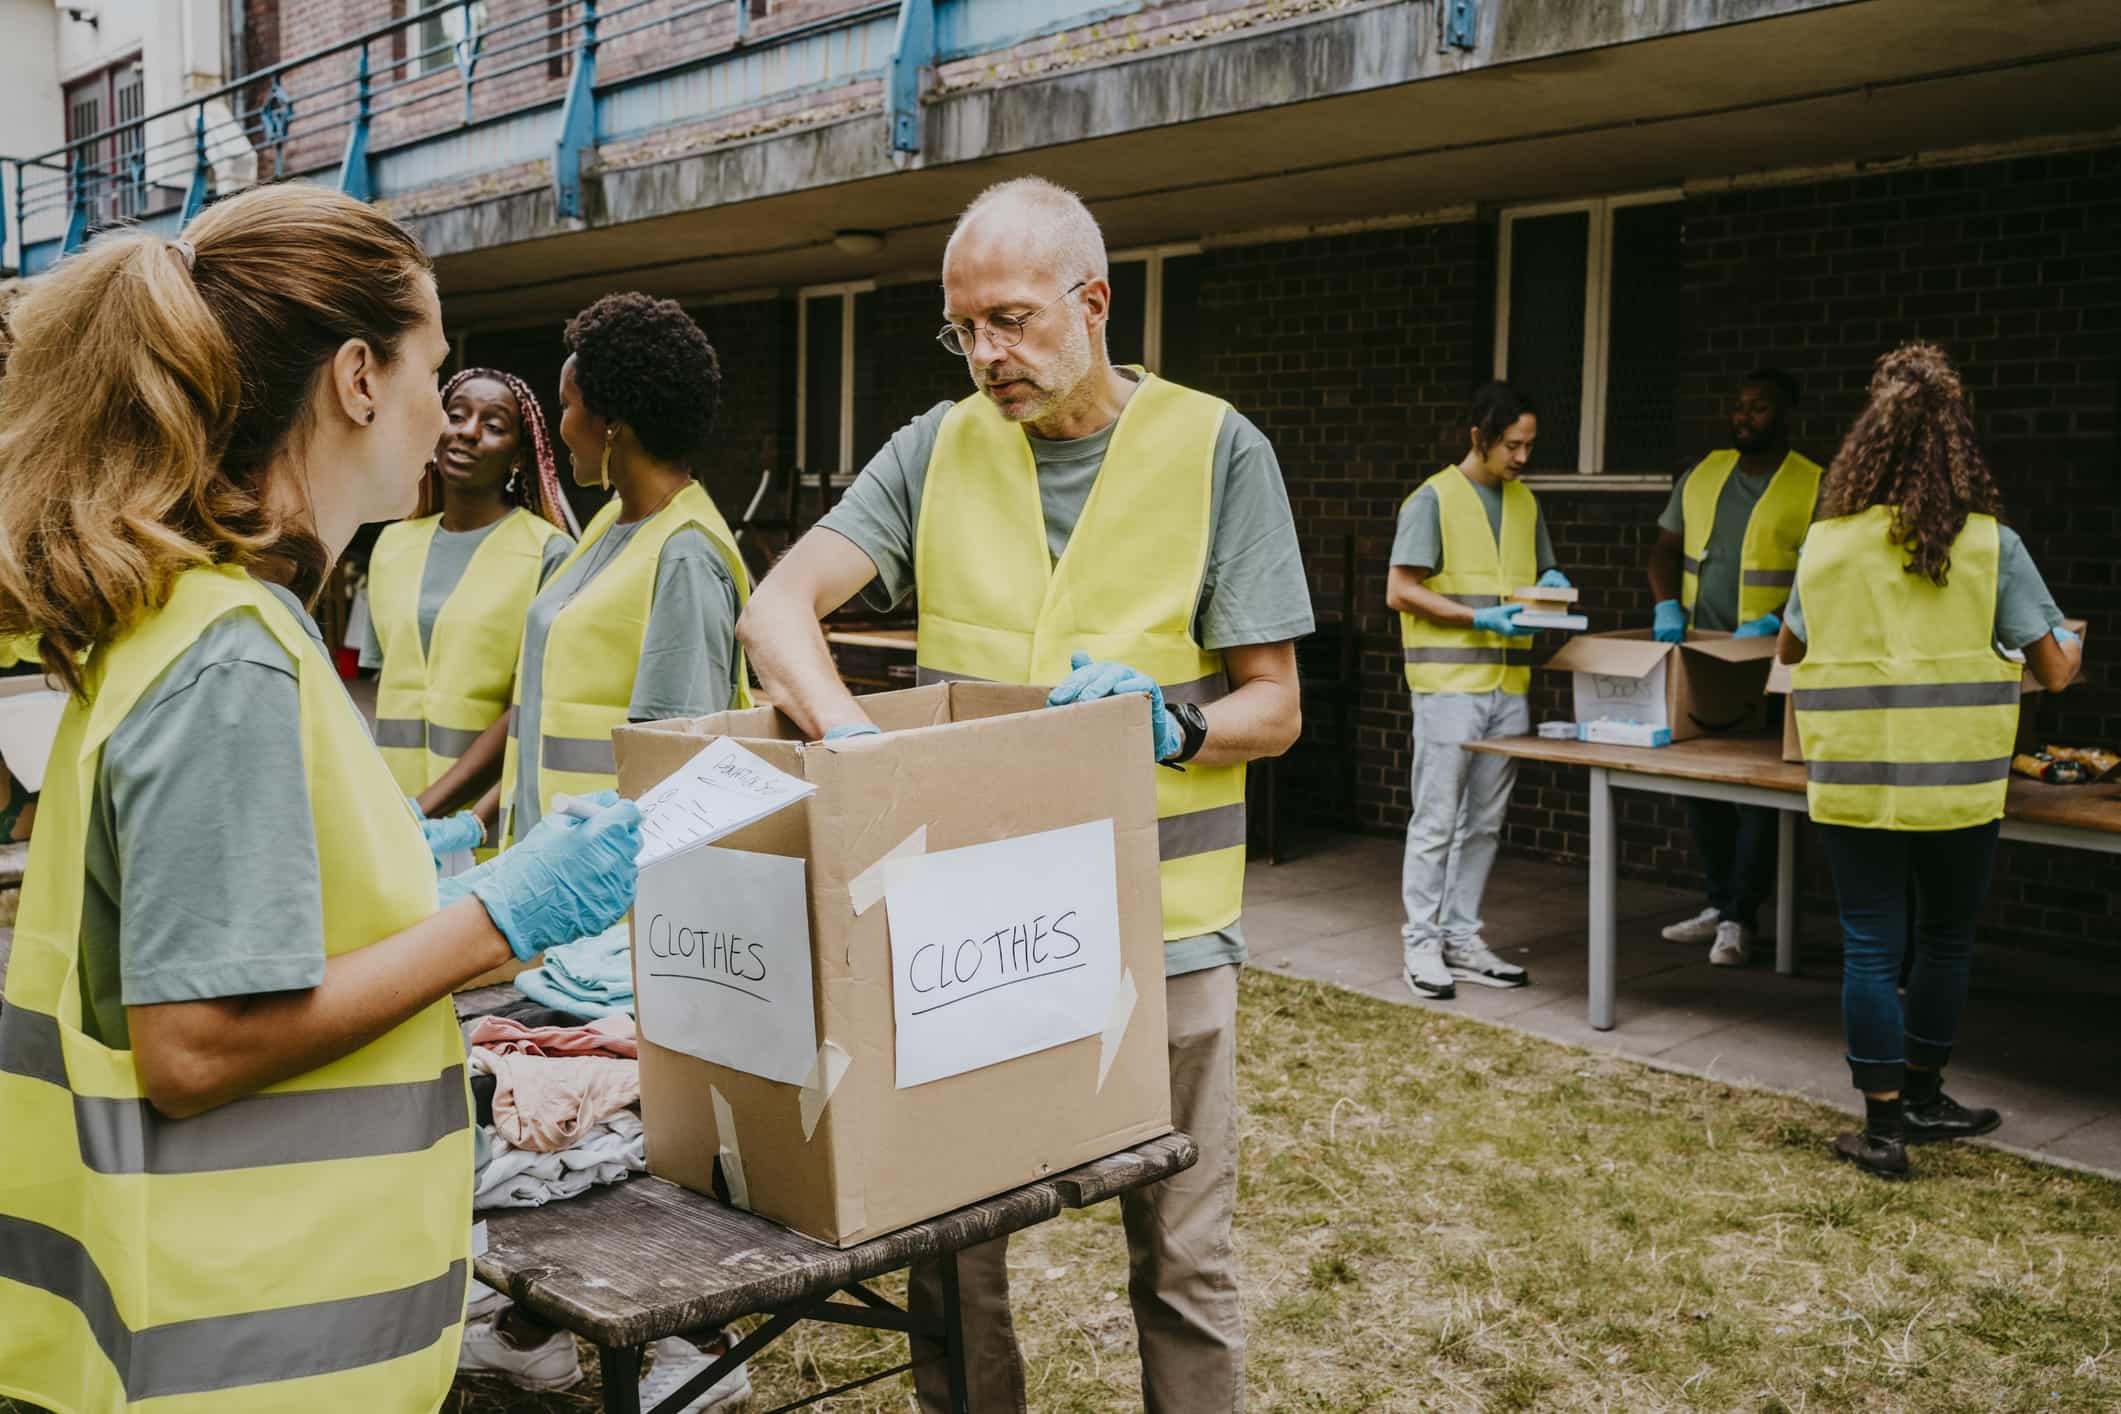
[1170,701,1209,764]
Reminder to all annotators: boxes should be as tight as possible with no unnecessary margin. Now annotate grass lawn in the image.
[9,970,2115,1412]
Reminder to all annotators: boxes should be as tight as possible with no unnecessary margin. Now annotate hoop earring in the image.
[600,432,614,491]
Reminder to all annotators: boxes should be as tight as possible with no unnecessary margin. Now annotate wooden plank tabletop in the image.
[1465,731,2121,835]
[825,628,917,651]
[476,1132,1197,1347]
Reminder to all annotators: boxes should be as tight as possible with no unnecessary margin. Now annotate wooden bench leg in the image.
[940,1251,971,1414]
[600,1342,644,1414]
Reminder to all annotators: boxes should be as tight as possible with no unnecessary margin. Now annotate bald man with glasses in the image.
[740,177,1311,1412]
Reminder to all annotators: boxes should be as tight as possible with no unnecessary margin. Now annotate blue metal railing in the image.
[0,0,1140,277]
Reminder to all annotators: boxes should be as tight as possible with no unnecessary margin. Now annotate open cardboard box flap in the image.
[1543,632,1671,680]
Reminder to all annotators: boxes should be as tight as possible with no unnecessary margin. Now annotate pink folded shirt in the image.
[468,1012,638,1059]
[480,1051,641,1153]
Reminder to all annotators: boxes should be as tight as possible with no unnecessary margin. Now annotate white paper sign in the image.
[635,737,817,868]
[634,847,818,1087]
[883,818,1123,1089]
[1572,660,1669,729]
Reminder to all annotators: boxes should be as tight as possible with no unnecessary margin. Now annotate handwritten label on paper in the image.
[634,737,816,868]
[1573,660,1668,727]
[634,847,818,1087]
[883,819,1123,1089]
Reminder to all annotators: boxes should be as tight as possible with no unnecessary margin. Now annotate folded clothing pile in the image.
[475,1111,645,1210]
[465,1003,645,1211]
[513,923,635,1019]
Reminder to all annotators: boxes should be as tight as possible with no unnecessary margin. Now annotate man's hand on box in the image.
[1733,611,1782,639]
[1047,650,1183,762]
[1653,598,1687,644]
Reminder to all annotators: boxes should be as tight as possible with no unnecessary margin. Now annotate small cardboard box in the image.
[614,683,1172,1247]
[1770,618,2089,764]
[1542,629,1778,743]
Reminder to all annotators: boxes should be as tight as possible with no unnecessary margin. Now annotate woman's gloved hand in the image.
[1732,611,1782,640]
[1047,651,1183,762]
[466,791,643,961]
[1653,599,1687,644]
[1536,569,1572,589]
[1471,603,1533,638]
[420,812,485,862]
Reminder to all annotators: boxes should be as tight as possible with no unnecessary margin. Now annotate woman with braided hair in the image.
[1778,341,2081,1180]
[363,366,578,855]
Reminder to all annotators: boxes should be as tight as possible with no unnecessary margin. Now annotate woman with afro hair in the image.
[492,292,754,850]
[364,367,577,858]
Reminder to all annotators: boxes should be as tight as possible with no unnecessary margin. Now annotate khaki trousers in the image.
[909,963,1245,1412]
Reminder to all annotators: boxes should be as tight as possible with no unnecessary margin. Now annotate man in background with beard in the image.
[1647,368,1820,968]
[739,176,1310,1412]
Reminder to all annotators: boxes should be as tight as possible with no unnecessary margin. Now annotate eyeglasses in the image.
[936,280,1086,357]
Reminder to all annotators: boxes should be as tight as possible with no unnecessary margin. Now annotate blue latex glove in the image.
[823,722,881,741]
[1653,598,1687,644]
[406,796,427,819]
[2055,626,2080,646]
[467,791,643,961]
[1732,611,1782,640]
[421,811,485,861]
[1471,603,1533,638]
[1047,651,1183,762]
[1536,569,1572,589]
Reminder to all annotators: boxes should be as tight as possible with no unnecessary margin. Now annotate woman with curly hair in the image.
[362,367,578,857]
[1778,341,2080,1180]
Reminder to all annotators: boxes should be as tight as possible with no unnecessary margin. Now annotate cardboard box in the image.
[614,683,1172,1247]
[1771,618,2090,764]
[1542,630,1778,743]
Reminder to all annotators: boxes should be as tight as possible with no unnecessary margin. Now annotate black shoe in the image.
[1832,1129,1911,1180]
[1904,1092,2001,1145]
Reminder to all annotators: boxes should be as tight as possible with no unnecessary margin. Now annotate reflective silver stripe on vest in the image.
[1793,681,2021,712]
[427,724,483,759]
[1741,568,1797,587]
[916,666,1231,705]
[1682,555,1703,575]
[542,735,617,776]
[0,1213,466,1401]
[1805,758,2012,787]
[1438,593,1502,609]
[0,1006,469,1174]
[1158,802,1247,861]
[373,717,425,750]
[1403,647,1538,666]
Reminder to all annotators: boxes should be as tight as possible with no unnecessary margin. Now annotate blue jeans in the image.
[1685,799,1775,930]
[1816,821,2001,1094]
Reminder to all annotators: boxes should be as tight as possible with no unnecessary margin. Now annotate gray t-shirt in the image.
[1389,471,1558,577]
[511,523,740,837]
[1656,460,1807,633]
[358,515,575,668]
[818,384,1314,980]
[1785,524,2062,651]
[78,581,329,1048]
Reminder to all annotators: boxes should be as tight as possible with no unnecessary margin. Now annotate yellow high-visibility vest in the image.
[1400,465,1539,695]
[497,481,752,847]
[1680,450,1822,625]
[370,508,564,805]
[914,372,1248,942]
[1793,507,2021,830]
[0,564,470,1412]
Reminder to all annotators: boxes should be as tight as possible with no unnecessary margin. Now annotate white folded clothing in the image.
[473,1111,646,1211]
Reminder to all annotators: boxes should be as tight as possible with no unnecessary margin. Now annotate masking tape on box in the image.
[799,1040,852,1141]
[848,824,927,915]
[1097,968,1138,1093]
[710,1085,751,1210]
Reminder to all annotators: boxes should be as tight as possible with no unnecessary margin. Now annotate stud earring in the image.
[365,410,375,425]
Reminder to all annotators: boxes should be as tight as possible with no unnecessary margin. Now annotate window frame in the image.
[1492,190,1682,489]
[794,279,877,479]
[1106,242,1201,372]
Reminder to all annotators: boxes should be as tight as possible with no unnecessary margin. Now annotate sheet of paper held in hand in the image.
[882,818,1123,1089]
[633,737,818,868]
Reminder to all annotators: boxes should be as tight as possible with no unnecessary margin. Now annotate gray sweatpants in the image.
[1400,689,1529,955]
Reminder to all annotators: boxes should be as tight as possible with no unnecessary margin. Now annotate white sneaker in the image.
[1662,906,1722,943]
[1709,920,1753,967]
[1442,937,1529,989]
[457,1316,584,1391]
[467,1277,509,1323]
[641,1332,752,1412]
[1403,939,1456,1000]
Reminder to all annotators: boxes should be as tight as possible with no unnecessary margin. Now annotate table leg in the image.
[1588,766,1616,1031]
[1775,809,1798,977]
[600,1343,643,1414]
[939,1251,971,1414]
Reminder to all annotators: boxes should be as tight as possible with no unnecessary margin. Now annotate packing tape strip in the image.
[710,1085,751,1211]
[1097,967,1138,1092]
[847,823,928,915]
[798,1039,852,1141]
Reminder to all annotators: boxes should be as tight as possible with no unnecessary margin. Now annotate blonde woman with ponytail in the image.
[0,183,643,1414]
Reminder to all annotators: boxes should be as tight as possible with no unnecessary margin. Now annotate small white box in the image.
[1579,719,1672,748]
